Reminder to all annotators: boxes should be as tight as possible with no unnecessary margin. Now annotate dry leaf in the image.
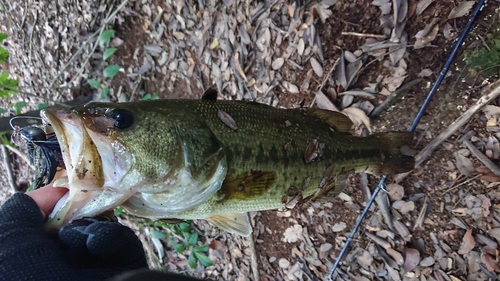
[315,90,339,111]
[332,222,347,232]
[416,0,435,16]
[458,229,475,255]
[488,228,500,243]
[282,224,303,243]
[394,220,411,241]
[417,68,433,77]
[271,57,285,70]
[372,0,392,15]
[420,256,435,267]
[310,57,323,77]
[357,250,373,269]
[448,1,475,19]
[443,22,457,40]
[282,81,299,94]
[454,153,475,176]
[483,105,500,118]
[342,107,372,133]
[387,184,405,201]
[481,252,500,272]
[304,139,324,163]
[217,109,238,130]
[387,248,404,265]
[403,248,420,272]
[400,201,415,214]
[382,66,407,91]
[414,20,439,49]
[337,52,347,89]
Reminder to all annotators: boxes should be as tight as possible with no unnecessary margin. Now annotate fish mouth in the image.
[40,107,134,230]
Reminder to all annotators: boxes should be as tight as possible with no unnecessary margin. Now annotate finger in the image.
[27,184,68,218]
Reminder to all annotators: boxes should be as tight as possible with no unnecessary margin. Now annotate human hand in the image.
[0,185,147,281]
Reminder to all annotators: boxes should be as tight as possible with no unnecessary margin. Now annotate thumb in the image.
[26,184,68,218]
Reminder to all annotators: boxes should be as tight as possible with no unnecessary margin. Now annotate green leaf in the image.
[188,251,197,268]
[14,101,27,115]
[0,133,11,146]
[179,222,191,233]
[88,79,101,88]
[103,65,121,78]
[103,47,117,61]
[150,229,169,239]
[100,86,109,100]
[142,92,159,100]
[0,33,7,43]
[37,103,48,110]
[153,220,171,228]
[186,231,198,247]
[170,239,185,253]
[114,206,123,217]
[193,251,213,267]
[0,47,8,64]
[194,245,209,252]
[99,29,115,47]
[0,108,5,114]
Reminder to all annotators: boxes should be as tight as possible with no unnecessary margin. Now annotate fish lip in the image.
[41,108,107,229]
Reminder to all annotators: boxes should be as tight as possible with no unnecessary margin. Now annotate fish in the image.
[40,97,414,236]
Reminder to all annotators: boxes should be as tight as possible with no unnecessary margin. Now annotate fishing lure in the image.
[10,117,63,189]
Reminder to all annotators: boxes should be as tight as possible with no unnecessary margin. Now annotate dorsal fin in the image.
[201,86,218,100]
[304,108,354,132]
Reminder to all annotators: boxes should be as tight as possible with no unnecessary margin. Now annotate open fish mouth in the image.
[40,107,135,230]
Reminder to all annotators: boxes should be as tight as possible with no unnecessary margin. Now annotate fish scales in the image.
[41,99,415,236]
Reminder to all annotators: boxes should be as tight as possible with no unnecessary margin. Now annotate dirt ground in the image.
[1,0,500,280]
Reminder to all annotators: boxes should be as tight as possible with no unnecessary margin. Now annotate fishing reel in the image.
[10,117,64,189]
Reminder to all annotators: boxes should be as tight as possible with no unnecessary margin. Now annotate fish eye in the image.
[107,109,134,129]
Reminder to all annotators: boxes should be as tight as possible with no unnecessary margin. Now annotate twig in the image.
[369,79,421,118]
[413,196,428,230]
[442,174,481,195]
[394,79,500,183]
[341,32,387,40]
[463,138,500,176]
[0,144,17,193]
[4,145,33,169]
[48,0,129,90]
[247,214,260,281]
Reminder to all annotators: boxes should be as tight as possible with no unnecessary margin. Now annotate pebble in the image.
[279,258,290,269]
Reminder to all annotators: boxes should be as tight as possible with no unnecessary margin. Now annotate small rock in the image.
[279,258,290,269]
[269,256,276,263]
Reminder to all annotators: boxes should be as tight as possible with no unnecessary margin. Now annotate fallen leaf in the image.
[481,252,500,272]
[488,228,500,243]
[400,201,415,214]
[357,250,373,269]
[420,256,435,267]
[387,248,404,265]
[304,139,324,163]
[454,153,475,176]
[394,220,411,241]
[403,248,420,272]
[342,107,372,133]
[418,68,433,77]
[448,1,475,19]
[282,81,299,94]
[282,224,303,243]
[458,229,475,255]
[310,57,323,77]
[483,105,500,119]
[414,20,439,49]
[332,222,347,232]
[443,22,457,40]
[271,57,285,70]
[415,0,435,16]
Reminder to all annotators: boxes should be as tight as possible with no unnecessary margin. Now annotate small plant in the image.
[152,220,213,268]
[88,29,122,100]
[466,31,500,79]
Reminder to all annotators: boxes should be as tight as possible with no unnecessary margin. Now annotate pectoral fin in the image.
[207,213,252,237]
[303,108,354,132]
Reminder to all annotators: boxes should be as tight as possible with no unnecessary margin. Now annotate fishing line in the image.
[326,1,488,279]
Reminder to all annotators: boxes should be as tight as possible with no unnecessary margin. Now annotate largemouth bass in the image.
[41,98,414,236]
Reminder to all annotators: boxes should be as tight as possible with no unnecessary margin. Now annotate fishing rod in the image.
[326,0,488,279]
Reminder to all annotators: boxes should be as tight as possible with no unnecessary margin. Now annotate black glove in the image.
[0,193,148,281]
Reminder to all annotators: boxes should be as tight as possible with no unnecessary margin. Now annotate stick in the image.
[394,79,500,182]
[0,144,17,193]
[341,32,387,39]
